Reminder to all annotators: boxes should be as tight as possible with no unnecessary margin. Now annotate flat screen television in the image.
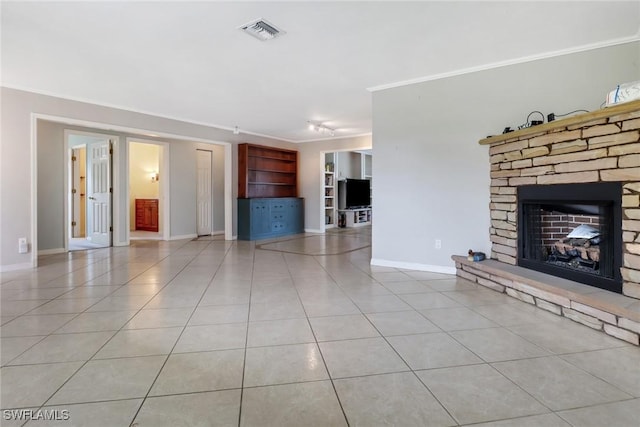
[338,179,371,209]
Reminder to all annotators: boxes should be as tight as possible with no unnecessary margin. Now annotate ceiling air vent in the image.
[239,18,285,41]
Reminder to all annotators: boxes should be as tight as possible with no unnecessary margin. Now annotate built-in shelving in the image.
[239,143,298,198]
[324,154,336,227]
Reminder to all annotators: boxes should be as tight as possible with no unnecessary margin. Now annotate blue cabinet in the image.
[238,198,304,240]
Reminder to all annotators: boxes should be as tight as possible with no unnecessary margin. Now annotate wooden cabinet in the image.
[238,144,298,198]
[135,199,158,232]
[238,198,304,240]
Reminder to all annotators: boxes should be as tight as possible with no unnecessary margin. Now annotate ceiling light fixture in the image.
[239,18,285,41]
[307,121,336,137]
[233,126,240,135]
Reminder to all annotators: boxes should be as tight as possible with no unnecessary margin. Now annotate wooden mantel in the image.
[479,99,640,145]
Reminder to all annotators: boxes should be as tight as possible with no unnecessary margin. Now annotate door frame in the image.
[64,129,119,252]
[126,138,170,242]
[30,113,233,268]
[196,149,214,236]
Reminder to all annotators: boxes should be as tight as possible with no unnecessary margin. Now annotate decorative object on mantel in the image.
[606,80,640,107]
[467,250,486,262]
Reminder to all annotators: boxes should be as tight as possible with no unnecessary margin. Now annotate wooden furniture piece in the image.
[135,198,158,232]
[238,143,298,198]
[238,197,304,240]
[237,143,303,240]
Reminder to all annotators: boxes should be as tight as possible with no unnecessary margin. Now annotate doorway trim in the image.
[63,129,119,252]
[126,138,170,243]
[30,113,234,268]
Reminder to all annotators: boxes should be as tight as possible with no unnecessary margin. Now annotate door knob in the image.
[88,196,96,200]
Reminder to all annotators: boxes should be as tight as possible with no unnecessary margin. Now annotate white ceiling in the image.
[2,1,639,142]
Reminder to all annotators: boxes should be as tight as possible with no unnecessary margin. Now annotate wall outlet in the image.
[18,238,28,254]
[434,239,442,249]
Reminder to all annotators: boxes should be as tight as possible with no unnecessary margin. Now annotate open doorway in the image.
[322,150,372,232]
[128,140,167,241]
[66,131,114,251]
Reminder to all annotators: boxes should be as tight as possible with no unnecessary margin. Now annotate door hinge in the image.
[71,155,77,162]
[109,188,113,193]
[110,226,113,232]
[71,221,76,227]
[72,188,76,194]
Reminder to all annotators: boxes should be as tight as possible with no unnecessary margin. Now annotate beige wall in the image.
[129,142,160,230]
[0,87,293,270]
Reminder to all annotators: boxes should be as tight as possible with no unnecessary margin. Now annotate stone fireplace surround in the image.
[454,99,640,346]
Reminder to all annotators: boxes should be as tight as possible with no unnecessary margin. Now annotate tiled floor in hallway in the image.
[1,229,639,426]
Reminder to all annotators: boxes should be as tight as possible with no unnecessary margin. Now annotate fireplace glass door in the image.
[517,183,622,293]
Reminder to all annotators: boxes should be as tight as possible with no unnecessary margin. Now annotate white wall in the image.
[0,87,293,270]
[371,41,640,273]
[297,135,372,232]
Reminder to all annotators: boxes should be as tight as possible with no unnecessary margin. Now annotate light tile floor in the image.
[1,229,639,426]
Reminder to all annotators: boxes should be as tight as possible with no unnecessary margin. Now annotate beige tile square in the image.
[366,310,440,336]
[309,314,379,341]
[335,372,455,426]
[240,381,346,427]
[135,390,240,427]
[1,362,82,409]
[561,347,640,397]
[417,364,548,425]
[420,307,498,331]
[150,349,244,395]
[493,356,632,410]
[10,331,114,364]
[188,304,249,325]
[450,328,550,362]
[94,327,182,359]
[247,318,315,347]
[557,398,640,427]
[54,311,137,334]
[174,323,247,353]
[30,399,142,427]
[388,332,483,370]
[398,293,462,310]
[244,343,329,387]
[319,337,408,378]
[123,308,192,329]
[48,356,166,404]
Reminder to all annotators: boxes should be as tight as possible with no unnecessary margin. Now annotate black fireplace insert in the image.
[517,182,622,293]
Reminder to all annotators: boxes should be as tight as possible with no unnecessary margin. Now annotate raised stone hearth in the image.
[455,100,640,346]
[453,255,640,345]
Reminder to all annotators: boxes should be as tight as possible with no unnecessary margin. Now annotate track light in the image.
[307,121,337,137]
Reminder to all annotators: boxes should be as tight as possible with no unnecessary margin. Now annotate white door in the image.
[86,139,112,246]
[196,150,213,236]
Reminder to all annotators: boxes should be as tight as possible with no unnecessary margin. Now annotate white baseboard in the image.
[212,230,225,236]
[304,228,324,234]
[38,248,65,256]
[0,262,34,272]
[370,258,456,275]
[232,235,238,240]
[169,234,197,241]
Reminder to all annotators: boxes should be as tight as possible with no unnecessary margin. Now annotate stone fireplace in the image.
[453,99,640,346]
[484,102,640,299]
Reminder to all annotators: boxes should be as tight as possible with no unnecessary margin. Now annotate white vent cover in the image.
[239,18,285,41]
